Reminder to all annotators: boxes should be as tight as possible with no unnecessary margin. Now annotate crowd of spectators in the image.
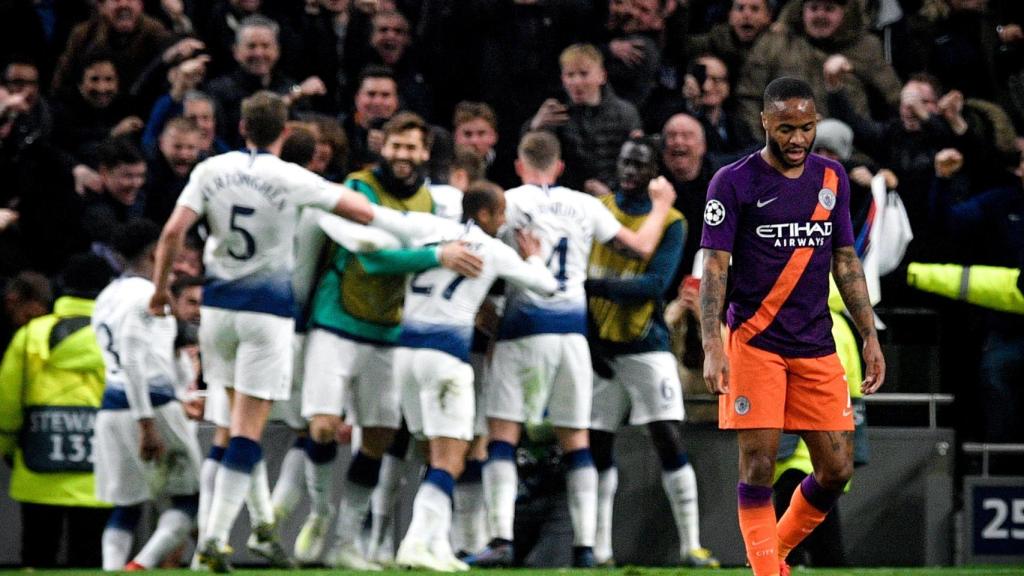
[0,0,1021,448]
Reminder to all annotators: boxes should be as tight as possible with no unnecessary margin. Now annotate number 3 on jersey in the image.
[546,236,568,291]
[229,204,256,260]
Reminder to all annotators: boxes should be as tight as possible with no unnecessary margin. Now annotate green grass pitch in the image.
[2,568,1022,575]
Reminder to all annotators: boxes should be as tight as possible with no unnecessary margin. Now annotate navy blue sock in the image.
[564,448,595,470]
[171,494,200,518]
[207,445,226,462]
[487,440,516,462]
[107,505,143,531]
[221,436,262,473]
[459,459,484,483]
[347,450,383,488]
[424,467,455,499]
[661,451,689,473]
[305,439,338,464]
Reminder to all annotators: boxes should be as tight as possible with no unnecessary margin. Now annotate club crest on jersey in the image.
[818,188,836,211]
[704,199,726,226]
[735,395,751,415]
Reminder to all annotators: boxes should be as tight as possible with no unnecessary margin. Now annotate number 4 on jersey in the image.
[546,236,568,291]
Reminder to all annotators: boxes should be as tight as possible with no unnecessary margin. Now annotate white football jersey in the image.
[498,184,622,338]
[177,150,343,316]
[292,207,329,317]
[430,183,464,222]
[368,214,557,360]
[92,276,180,419]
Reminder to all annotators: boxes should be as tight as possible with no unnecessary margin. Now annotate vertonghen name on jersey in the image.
[756,221,833,247]
[202,171,289,211]
[535,200,586,227]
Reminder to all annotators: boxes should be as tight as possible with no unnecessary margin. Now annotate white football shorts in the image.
[397,348,475,441]
[301,328,400,428]
[590,351,685,432]
[199,307,293,401]
[487,333,592,429]
[94,401,202,506]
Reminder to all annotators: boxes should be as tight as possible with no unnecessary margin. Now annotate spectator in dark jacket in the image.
[907,0,1021,114]
[293,0,355,113]
[51,0,174,94]
[470,0,593,176]
[453,101,515,188]
[827,72,997,262]
[0,88,83,276]
[600,0,660,109]
[205,15,326,146]
[81,138,147,261]
[931,147,1024,446]
[646,53,757,164]
[660,113,713,284]
[687,0,773,92]
[339,65,400,171]
[141,117,201,225]
[527,43,641,195]
[2,59,54,148]
[736,0,902,136]
[343,10,432,120]
[51,51,144,167]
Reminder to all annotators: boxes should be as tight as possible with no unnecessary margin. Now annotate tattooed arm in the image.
[700,249,732,395]
[832,245,886,394]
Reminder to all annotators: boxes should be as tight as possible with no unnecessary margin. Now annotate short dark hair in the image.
[170,274,204,297]
[75,49,117,84]
[451,145,486,182]
[622,134,659,159]
[382,111,432,150]
[113,219,161,263]
[462,180,504,222]
[59,253,116,299]
[517,131,561,171]
[907,72,943,98]
[357,65,397,92]
[763,77,815,110]
[310,114,349,172]
[453,101,498,131]
[4,271,52,307]
[281,123,318,166]
[241,91,288,147]
[96,137,144,169]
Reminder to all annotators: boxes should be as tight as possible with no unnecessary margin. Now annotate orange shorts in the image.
[718,328,854,431]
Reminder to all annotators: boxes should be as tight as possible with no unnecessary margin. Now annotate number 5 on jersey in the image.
[229,204,256,260]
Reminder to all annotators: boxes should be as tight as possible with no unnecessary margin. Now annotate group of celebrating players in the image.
[90,74,884,576]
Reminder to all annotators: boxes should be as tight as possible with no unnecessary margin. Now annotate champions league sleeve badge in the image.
[818,188,836,211]
[704,199,726,226]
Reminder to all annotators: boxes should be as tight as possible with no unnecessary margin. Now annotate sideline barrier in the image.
[0,395,958,567]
